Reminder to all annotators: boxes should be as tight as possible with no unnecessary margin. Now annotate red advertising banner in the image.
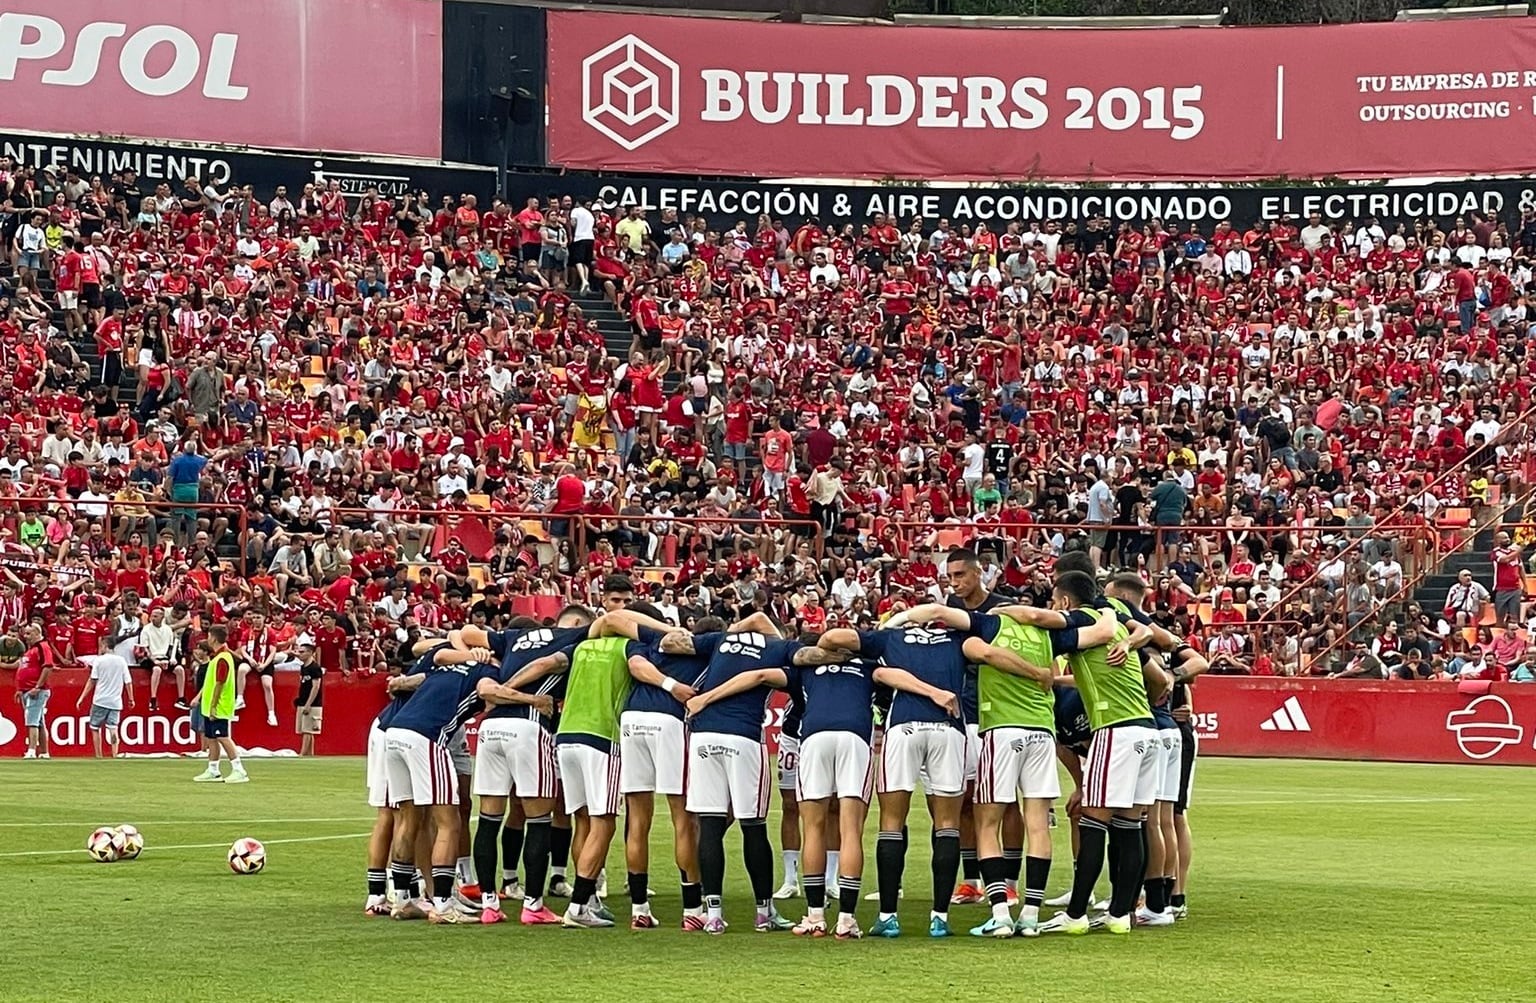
[0,0,443,159]
[1194,676,1536,766]
[0,670,388,758]
[547,11,1536,181]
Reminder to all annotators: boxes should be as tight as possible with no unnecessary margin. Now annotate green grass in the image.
[3,757,1532,1002]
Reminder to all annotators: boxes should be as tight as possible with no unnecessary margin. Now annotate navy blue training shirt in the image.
[484,625,589,726]
[858,626,968,730]
[692,631,802,742]
[374,643,444,731]
[389,659,499,743]
[786,656,877,741]
[625,626,713,719]
[947,590,1011,722]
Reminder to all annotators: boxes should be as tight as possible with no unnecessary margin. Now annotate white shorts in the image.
[474,717,558,800]
[1156,727,1184,803]
[450,727,472,777]
[59,290,79,310]
[620,711,687,796]
[383,728,458,807]
[797,731,873,803]
[776,735,800,795]
[974,727,1060,803]
[1081,725,1160,811]
[557,742,622,817]
[366,722,393,808]
[686,732,771,819]
[879,722,966,797]
[964,722,981,784]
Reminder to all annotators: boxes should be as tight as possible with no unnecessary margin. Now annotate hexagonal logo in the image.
[581,34,679,151]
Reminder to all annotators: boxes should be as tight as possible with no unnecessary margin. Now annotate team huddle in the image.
[362,549,1206,938]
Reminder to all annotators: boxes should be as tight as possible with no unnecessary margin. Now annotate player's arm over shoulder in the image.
[961,636,1053,687]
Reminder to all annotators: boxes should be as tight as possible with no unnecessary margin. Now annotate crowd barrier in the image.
[8,671,1536,767]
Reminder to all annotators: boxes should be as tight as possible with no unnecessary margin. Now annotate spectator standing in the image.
[15,623,57,758]
[1491,531,1525,622]
[76,636,133,758]
[294,639,323,757]
[1149,468,1188,572]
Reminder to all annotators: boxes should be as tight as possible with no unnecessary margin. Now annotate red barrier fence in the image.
[9,671,1533,767]
[1193,676,1536,766]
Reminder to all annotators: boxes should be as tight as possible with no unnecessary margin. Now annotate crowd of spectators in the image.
[3,154,1536,707]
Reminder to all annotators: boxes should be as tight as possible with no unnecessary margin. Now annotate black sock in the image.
[550,823,572,872]
[1163,876,1177,906]
[979,855,1009,907]
[876,830,905,914]
[1145,876,1167,913]
[500,824,524,886]
[698,815,729,899]
[472,813,503,895]
[1067,817,1108,919]
[741,820,774,905]
[681,881,703,911]
[571,874,597,909]
[1108,817,1144,918]
[931,827,960,913]
[838,874,861,916]
[1003,847,1023,885]
[432,866,455,902]
[367,868,387,897]
[1024,856,1050,909]
[390,862,414,899]
[523,816,552,904]
[804,874,826,911]
[1171,891,1187,909]
[628,871,649,906]
[961,848,981,882]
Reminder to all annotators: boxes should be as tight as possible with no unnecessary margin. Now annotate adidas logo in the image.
[1259,696,1311,733]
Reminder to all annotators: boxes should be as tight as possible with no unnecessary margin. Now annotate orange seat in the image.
[1196,601,1214,625]
[660,534,678,566]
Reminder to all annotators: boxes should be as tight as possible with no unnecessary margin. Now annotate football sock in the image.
[229,757,244,772]
[473,813,503,896]
[804,874,827,911]
[1171,891,1187,909]
[876,830,905,915]
[550,823,572,877]
[681,881,703,913]
[367,868,387,898]
[1163,876,1177,908]
[1145,876,1167,914]
[570,875,597,911]
[1108,817,1145,918]
[522,815,552,908]
[1003,847,1023,893]
[431,866,455,906]
[837,875,861,916]
[961,848,981,883]
[782,849,800,884]
[501,824,525,886]
[390,862,415,901]
[741,819,775,904]
[1023,856,1050,920]
[931,827,960,914]
[980,855,1010,923]
[1067,817,1109,919]
[698,815,729,901]
[628,871,649,906]
[455,856,473,886]
[826,850,840,885]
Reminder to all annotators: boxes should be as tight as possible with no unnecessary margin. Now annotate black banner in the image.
[506,170,1536,231]
[0,134,497,204]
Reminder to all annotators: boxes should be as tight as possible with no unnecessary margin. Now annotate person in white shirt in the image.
[829,568,866,609]
[808,251,840,288]
[1353,218,1386,253]
[1222,245,1254,276]
[960,434,986,495]
[138,606,183,711]
[1454,233,1487,268]
[1299,214,1331,251]
[40,430,77,467]
[1369,556,1404,595]
[1468,409,1502,447]
[78,638,134,758]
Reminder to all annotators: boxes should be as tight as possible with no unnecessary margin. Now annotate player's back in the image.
[390,661,494,743]
[795,656,877,739]
[373,646,443,731]
[970,613,1056,732]
[693,631,797,741]
[625,627,709,719]
[1065,607,1152,730]
[484,625,587,723]
[557,636,633,747]
[861,626,967,729]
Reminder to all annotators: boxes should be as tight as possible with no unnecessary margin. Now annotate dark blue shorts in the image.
[203,717,230,739]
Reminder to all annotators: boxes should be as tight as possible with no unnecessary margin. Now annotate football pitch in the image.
[3,757,1531,1003]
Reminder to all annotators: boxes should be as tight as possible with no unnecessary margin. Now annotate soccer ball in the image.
[87,827,121,863]
[228,837,266,874]
[115,824,144,860]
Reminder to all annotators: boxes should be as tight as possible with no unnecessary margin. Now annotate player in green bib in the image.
[193,623,247,784]
[502,604,677,929]
[902,601,1117,937]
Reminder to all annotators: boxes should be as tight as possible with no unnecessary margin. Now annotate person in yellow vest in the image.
[193,623,248,783]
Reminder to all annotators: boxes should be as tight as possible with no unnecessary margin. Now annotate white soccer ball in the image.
[87,826,121,863]
[228,837,266,874]
[114,824,144,860]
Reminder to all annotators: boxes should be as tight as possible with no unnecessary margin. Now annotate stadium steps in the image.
[572,289,634,362]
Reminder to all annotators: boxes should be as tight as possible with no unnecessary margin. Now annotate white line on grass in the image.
[0,831,368,858]
[1204,796,1470,807]
[0,817,373,828]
